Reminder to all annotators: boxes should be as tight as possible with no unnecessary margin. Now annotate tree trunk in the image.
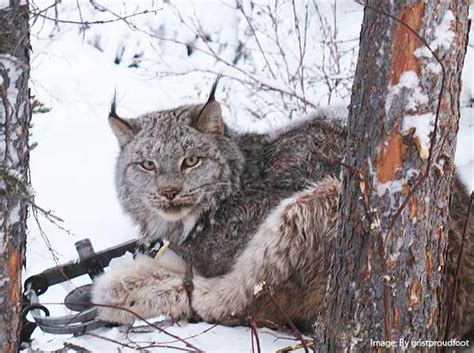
[0,1,31,352]
[315,1,470,352]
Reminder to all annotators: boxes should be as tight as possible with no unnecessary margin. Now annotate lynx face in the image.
[109,101,244,231]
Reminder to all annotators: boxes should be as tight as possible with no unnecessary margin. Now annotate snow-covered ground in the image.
[23,1,473,352]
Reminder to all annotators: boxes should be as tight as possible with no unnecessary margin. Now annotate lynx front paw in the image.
[91,256,190,324]
[91,271,141,324]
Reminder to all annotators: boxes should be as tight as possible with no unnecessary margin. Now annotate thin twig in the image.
[32,300,204,352]
[30,207,73,282]
[262,284,310,353]
[34,9,160,26]
[29,199,64,222]
[86,331,196,352]
[62,342,92,353]
[291,0,307,112]
[92,303,204,352]
[275,340,315,353]
[238,4,277,80]
[157,323,218,345]
[248,315,261,353]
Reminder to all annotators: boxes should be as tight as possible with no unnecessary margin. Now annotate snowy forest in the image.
[0,0,473,352]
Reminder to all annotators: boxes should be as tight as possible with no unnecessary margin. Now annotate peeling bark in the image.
[0,1,31,352]
[389,1,424,85]
[315,1,469,352]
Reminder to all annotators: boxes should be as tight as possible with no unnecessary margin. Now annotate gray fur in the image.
[109,103,244,245]
[93,97,473,339]
[109,101,344,274]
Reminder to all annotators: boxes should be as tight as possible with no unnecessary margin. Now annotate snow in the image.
[376,178,405,198]
[416,10,456,54]
[30,321,305,352]
[385,71,428,114]
[431,10,456,51]
[0,54,27,247]
[22,1,474,352]
[402,113,435,160]
[0,54,23,135]
[414,46,431,59]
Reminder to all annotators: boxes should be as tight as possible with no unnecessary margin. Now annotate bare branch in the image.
[262,284,310,353]
[32,8,160,26]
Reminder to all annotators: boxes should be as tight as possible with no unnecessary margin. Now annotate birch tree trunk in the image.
[315,1,470,352]
[0,1,31,352]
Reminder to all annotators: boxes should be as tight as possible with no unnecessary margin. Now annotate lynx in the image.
[91,82,474,339]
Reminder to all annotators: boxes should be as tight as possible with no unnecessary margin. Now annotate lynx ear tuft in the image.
[108,93,136,146]
[206,73,222,103]
[193,75,225,135]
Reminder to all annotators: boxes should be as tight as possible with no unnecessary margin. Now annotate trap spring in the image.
[20,238,139,343]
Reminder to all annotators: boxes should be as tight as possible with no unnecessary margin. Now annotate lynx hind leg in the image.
[192,177,340,323]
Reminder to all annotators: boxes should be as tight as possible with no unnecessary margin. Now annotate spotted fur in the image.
[92,96,473,338]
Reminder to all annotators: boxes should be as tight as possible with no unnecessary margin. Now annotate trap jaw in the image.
[20,238,138,344]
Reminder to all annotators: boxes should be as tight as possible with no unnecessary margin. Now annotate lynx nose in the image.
[161,187,181,201]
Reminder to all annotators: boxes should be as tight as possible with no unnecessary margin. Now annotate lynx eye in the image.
[182,156,201,170]
[139,160,156,171]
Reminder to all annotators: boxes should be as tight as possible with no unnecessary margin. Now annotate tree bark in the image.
[315,1,469,352]
[0,1,31,352]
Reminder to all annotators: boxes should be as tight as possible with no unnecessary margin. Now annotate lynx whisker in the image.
[186,182,234,194]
